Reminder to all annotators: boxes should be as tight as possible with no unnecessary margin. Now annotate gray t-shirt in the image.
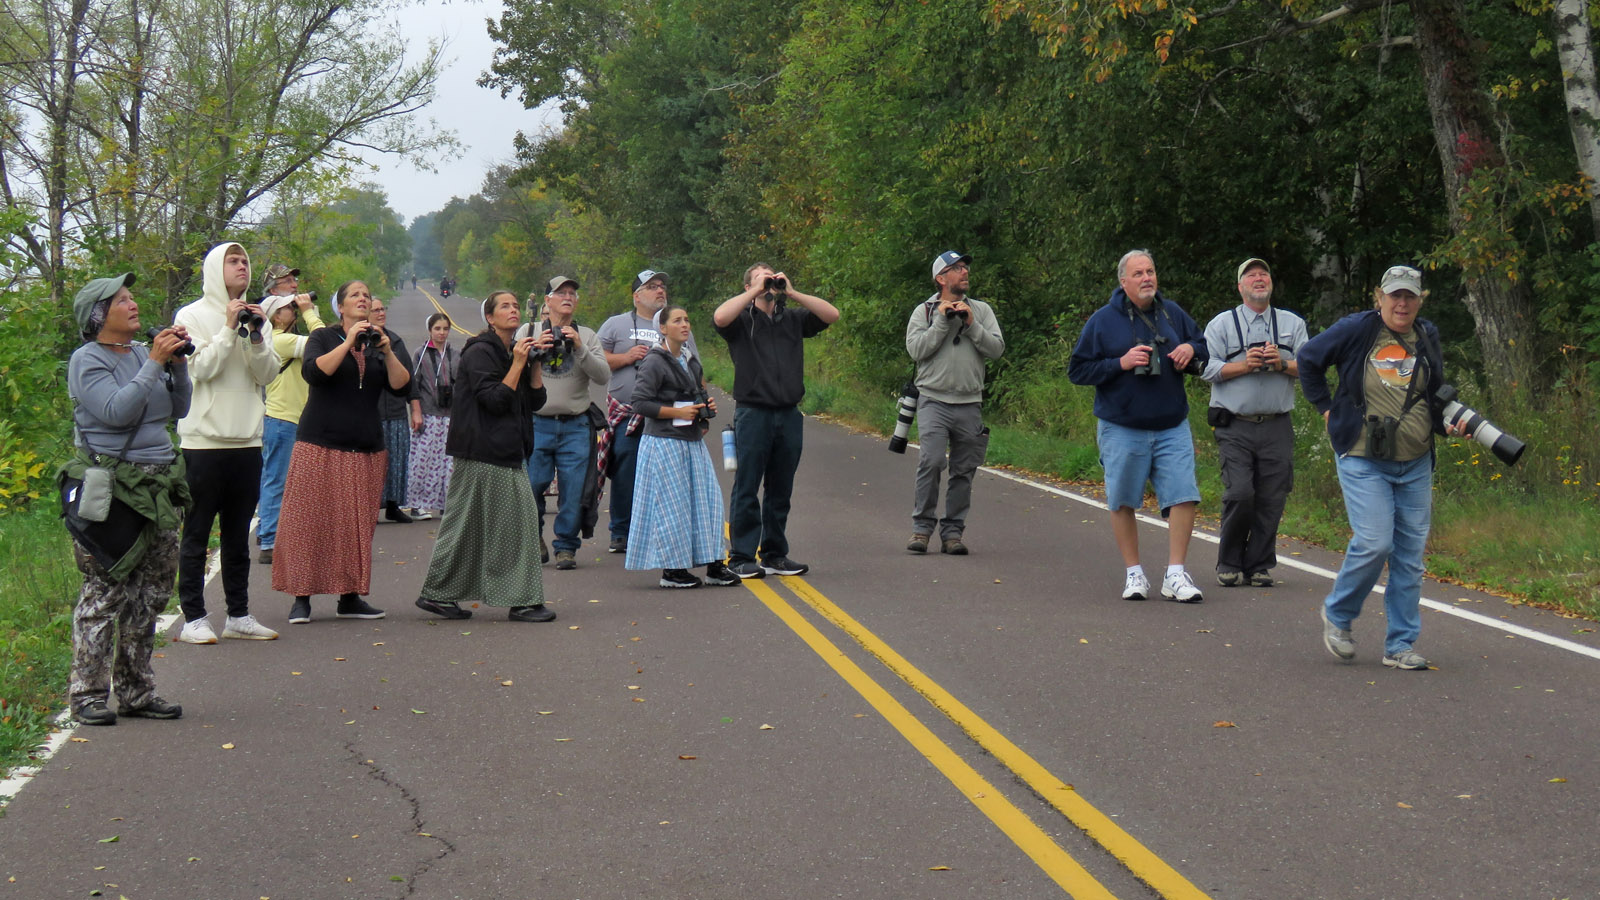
[596,309,699,405]
[69,342,192,463]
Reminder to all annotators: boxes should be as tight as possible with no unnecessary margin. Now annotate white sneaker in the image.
[1122,570,1150,601]
[409,508,433,521]
[1161,570,1204,603]
[177,617,218,644]
[221,614,279,640]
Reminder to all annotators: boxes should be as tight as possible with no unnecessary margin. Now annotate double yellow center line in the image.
[418,286,478,336]
[744,574,1211,899]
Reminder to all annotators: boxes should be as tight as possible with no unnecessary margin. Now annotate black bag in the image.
[61,474,150,575]
[1207,406,1235,428]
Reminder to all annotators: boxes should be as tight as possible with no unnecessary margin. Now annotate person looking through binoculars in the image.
[903,251,1004,556]
[1069,249,1210,604]
[256,263,323,565]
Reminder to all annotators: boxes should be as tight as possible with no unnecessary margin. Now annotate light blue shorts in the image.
[1097,419,1201,517]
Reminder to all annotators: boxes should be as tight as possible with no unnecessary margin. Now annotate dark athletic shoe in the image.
[760,556,809,576]
[702,561,739,586]
[1216,571,1242,587]
[335,594,386,619]
[121,697,182,720]
[660,569,702,589]
[508,604,557,623]
[288,597,311,624]
[384,502,413,524]
[415,597,472,620]
[608,536,627,553]
[1248,571,1275,587]
[74,700,117,726]
[726,560,765,580]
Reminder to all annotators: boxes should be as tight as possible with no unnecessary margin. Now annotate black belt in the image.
[1231,411,1285,424]
[541,412,589,422]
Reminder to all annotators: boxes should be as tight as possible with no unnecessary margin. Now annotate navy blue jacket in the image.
[1297,309,1447,456]
[1068,288,1208,431]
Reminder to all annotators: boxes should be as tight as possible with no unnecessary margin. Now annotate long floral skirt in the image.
[272,442,385,596]
[407,414,453,510]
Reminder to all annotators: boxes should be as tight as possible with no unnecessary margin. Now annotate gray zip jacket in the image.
[905,294,1004,404]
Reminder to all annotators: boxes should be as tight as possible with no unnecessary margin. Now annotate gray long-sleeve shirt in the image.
[69,342,192,463]
[1200,303,1309,416]
[905,294,1004,404]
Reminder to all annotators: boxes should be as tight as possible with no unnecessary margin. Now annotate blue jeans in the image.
[608,422,641,541]
[256,416,297,549]
[1325,453,1434,655]
[527,415,592,552]
[729,405,804,564]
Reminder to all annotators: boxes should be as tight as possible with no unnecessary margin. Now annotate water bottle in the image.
[721,426,737,472]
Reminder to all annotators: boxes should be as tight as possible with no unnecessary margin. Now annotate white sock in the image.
[1126,565,1144,579]
[1166,564,1185,578]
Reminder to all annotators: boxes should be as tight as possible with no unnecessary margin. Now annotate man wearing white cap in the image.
[1200,258,1309,588]
[904,251,1004,555]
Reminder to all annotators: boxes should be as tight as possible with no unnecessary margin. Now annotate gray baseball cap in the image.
[547,275,579,294]
[1380,265,1423,296]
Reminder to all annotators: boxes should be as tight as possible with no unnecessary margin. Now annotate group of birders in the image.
[58,245,838,726]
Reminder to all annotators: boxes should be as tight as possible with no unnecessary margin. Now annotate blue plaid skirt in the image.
[625,435,726,570]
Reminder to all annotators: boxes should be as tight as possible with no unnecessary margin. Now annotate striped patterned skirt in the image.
[624,435,726,571]
[381,417,410,505]
[272,442,386,596]
[419,458,544,608]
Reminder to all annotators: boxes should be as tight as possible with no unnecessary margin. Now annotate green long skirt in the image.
[419,458,545,608]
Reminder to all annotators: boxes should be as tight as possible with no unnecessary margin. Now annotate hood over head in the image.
[200,242,250,307]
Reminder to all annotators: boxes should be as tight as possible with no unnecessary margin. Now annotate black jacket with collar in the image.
[445,330,548,468]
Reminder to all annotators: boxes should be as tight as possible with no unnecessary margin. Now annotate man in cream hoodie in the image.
[173,243,282,643]
[904,251,1004,556]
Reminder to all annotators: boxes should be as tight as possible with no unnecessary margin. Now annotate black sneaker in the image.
[74,700,117,726]
[726,560,765,580]
[1248,571,1275,587]
[288,596,311,624]
[335,594,386,619]
[760,556,809,576]
[608,536,627,553]
[660,569,702,589]
[258,548,273,565]
[703,561,739,586]
[384,502,414,524]
[415,597,472,620]
[509,604,557,623]
[121,696,182,719]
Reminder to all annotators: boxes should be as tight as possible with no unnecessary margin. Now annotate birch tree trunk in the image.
[1552,0,1600,240]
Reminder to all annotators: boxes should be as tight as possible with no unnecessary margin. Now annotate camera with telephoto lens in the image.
[147,327,194,357]
[1436,384,1525,465]
[692,388,715,424]
[236,309,265,342]
[888,382,920,454]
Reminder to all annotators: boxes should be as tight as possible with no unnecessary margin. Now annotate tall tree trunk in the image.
[1410,0,1542,395]
[1552,0,1600,240]
[44,0,92,304]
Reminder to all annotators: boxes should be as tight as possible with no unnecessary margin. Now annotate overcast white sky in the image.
[363,0,563,225]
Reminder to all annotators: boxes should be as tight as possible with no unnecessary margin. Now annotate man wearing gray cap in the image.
[904,251,1004,555]
[518,275,609,569]
[1200,258,1309,588]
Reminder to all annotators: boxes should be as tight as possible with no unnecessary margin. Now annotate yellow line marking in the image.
[741,578,1119,898]
[418,287,476,336]
[778,575,1211,900]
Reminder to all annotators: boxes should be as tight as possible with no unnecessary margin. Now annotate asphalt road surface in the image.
[2,283,1596,899]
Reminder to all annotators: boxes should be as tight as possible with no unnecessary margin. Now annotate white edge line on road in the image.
[974,459,1600,662]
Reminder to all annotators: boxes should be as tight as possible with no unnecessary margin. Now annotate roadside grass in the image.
[703,340,1600,621]
[0,505,78,776]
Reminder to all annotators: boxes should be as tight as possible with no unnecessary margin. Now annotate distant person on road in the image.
[61,273,193,725]
[407,313,459,518]
[412,274,417,290]
[624,304,738,588]
[173,242,281,644]
[415,291,556,623]
[597,269,700,554]
[368,297,419,523]
[904,251,1004,556]
[515,276,610,570]
[1068,249,1209,604]
[1299,265,1469,670]
[1199,258,1309,588]
[256,263,323,566]
[712,263,840,579]
[272,281,411,624]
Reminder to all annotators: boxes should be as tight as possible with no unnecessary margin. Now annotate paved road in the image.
[3,283,1596,899]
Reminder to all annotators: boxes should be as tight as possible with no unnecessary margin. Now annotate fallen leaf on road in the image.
[679,755,697,760]
[373,642,384,646]
[1079,638,1088,644]
[1397,802,1413,809]
[658,821,671,825]
[71,737,89,743]
[411,709,427,715]
[351,834,360,839]
[554,738,572,742]
[627,685,640,690]
[1549,777,1568,783]
[568,626,580,631]
[538,711,554,715]
[759,724,774,730]
[501,680,514,686]
[1196,629,1213,634]
[1213,721,1237,728]
[153,653,165,658]
[929,866,951,871]
[1456,794,1472,799]
[334,657,346,661]
[632,698,646,703]
[459,632,470,636]
[344,720,356,725]
[993,579,1002,584]
[630,637,641,642]
[291,672,302,676]
[97,835,119,843]
[221,743,235,750]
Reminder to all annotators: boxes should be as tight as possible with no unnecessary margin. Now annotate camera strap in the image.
[1387,328,1428,419]
[1224,306,1281,360]
[1126,301,1171,348]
